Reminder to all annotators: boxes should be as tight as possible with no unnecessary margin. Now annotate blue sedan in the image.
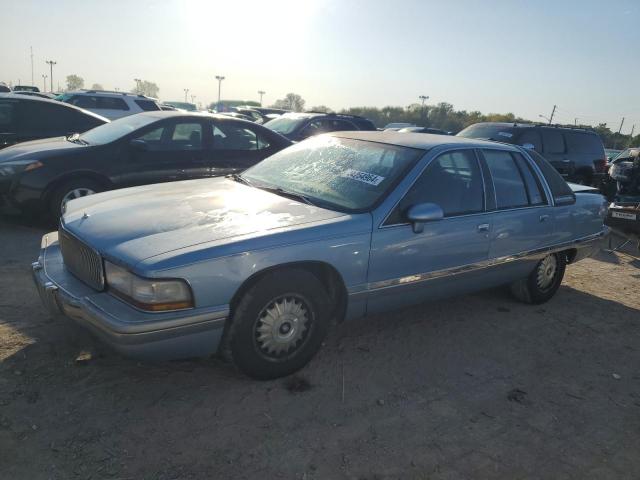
[33,132,608,379]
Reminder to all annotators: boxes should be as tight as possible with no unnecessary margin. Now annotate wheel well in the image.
[564,248,578,264]
[43,172,113,203]
[230,262,348,324]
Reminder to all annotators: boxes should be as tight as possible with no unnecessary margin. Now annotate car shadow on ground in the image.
[2,277,640,478]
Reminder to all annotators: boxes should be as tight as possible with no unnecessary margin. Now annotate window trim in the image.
[381,147,488,228]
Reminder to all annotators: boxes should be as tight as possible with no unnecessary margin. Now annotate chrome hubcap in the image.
[537,255,557,289]
[255,295,309,357]
[61,188,96,212]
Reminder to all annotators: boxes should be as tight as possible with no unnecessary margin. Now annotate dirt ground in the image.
[1,217,639,480]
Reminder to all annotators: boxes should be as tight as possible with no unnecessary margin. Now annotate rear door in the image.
[207,120,273,176]
[479,148,554,278]
[540,129,573,177]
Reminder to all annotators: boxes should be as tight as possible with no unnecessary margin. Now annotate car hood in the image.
[0,136,84,162]
[62,177,348,265]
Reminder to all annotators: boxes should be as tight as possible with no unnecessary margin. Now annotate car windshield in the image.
[263,116,304,135]
[241,135,424,212]
[457,124,516,141]
[79,114,158,145]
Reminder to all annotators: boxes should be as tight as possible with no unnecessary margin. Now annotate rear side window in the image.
[517,130,542,152]
[0,101,15,129]
[565,132,604,154]
[541,130,565,154]
[17,101,77,134]
[512,153,546,205]
[96,97,129,110]
[134,99,159,112]
[212,123,260,150]
[483,149,529,209]
[330,119,357,132]
[526,150,575,202]
[457,124,515,142]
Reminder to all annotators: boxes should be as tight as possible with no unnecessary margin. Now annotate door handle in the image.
[539,214,550,222]
[477,223,490,232]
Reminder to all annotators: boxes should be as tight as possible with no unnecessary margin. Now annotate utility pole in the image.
[42,74,47,92]
[30,46,34,86]
[258,90,265,106]
[548,105,556,125]
[45,60,56,93]
[183,88,189,102]
[617,117,625,134]
[215,75,225,109]
[134,78,142,93]
[574,117,578,126]
[418,95,429,124]
[190,94,196,105]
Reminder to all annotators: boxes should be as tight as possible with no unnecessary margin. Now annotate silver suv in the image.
[56,90,160,120]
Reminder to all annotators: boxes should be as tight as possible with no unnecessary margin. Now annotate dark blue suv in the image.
[263,112,376,142]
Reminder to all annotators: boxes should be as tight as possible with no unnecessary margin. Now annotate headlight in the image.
[0,160,43,177]
[104,261,193,311]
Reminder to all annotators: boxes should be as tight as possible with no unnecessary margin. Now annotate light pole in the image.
[258,90,265,106]
[42,74,47,92]
[134,78,142,93]
[215,75,225,109]
[184,88,190,102]
[30,46,34,86]
[191,94,196,105]
[538,114,551,124]
[45,60,56,92]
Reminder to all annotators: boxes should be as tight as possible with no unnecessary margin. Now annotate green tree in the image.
[90,83,104,90]
[271,93,305,112]
[133,80,159,98]
[66,74,84,91]
[308,105,332,113]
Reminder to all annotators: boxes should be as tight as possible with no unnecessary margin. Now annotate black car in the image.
[264,112,377,142]
[0,111,292,220]
[0,93,108,149]
[457,122,607,185]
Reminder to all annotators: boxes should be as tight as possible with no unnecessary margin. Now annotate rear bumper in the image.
[32,232,229,360]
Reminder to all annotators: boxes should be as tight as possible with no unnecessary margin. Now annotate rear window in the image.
[526,150,575,202]
[134,99,160,111]
[564,132,604,154]
[457,124,516,142]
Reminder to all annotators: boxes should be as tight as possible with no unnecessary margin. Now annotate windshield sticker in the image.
[341,169,385,186]
[498,131,513,138]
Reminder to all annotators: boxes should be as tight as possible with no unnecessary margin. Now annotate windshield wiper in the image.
[257,185,316,206]
[66,133,89,145]
[228,173,253,187]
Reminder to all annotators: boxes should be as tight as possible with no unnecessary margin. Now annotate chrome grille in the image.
[58,227,105,291]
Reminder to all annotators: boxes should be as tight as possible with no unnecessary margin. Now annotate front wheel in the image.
[510,253,567,304]
[225,269,331,380]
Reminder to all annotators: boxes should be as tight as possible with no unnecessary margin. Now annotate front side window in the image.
[242,136,423,212]
[541,130,565,154]
[483,149,529,209]
[79,114,159,145]
[385,149,484,224]
[212,123,258,150]
[17,101,76,134]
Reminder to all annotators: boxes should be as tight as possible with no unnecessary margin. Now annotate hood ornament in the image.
[82,212,90,220]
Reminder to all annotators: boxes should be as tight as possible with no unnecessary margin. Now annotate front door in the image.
[116,119,206,187]
[367,149,491,314]
[207,121,269,176]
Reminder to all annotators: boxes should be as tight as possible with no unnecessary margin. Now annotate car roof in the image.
[133,110,259,123]
[329,130,518,150]
[0,92,110,121]
[469,121,598,135]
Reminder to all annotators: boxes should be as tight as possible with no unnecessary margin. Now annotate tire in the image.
[510,253,567,304]
[225,269,331,380]
[49,178,103,222]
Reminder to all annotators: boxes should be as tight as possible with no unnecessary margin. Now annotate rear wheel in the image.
[49,178,103,222]
[510,253,566,304]
[225,269,331,380]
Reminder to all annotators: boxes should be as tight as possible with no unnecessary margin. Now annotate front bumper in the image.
[32,232,229,360]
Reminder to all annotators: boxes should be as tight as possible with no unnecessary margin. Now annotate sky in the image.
[1,0,639,132]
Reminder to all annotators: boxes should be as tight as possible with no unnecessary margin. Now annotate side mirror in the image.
[521,143,535,150]
[406,202,444,233]
[129,139,148,151]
